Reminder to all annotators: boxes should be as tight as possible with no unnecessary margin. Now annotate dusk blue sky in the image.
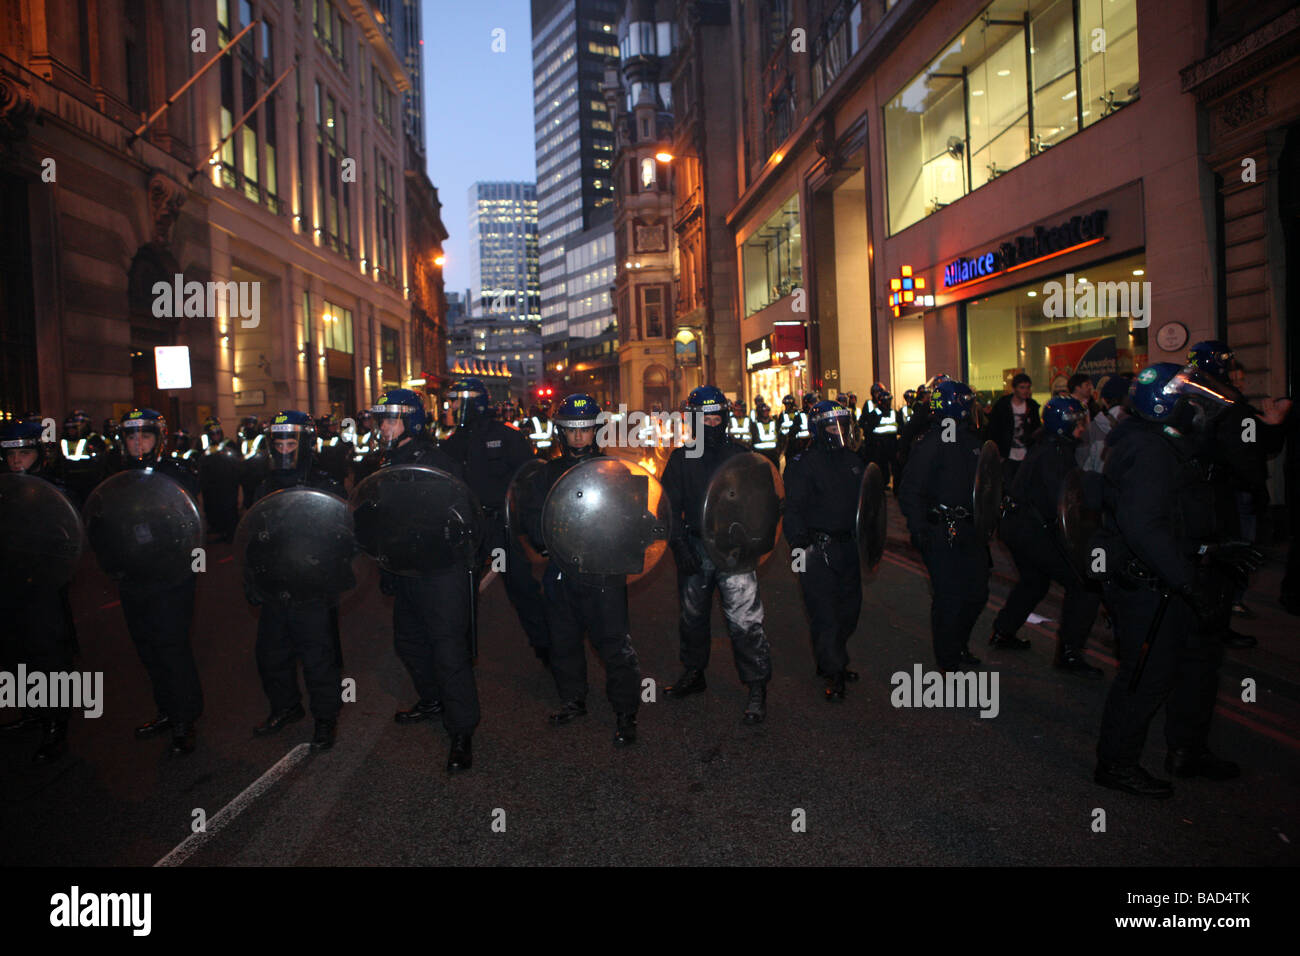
[421,1,539,300]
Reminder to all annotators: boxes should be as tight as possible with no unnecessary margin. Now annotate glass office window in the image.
[884,0,1139,233]
[742,194,803,317]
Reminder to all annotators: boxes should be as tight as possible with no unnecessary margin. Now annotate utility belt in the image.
[1113,557,1164,592]
[927,504,973,546]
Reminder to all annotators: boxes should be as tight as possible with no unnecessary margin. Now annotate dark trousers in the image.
[995,520,1100,652]
[393,570,479,735]
[918,533,990,670]
[486,522,550,650]
[543,564,641,713]
[0,585,76,717]
[201,479,239,536]
[120,576,202,722]
[868,435,901,490]
[798,539,862,676]
[677,537,771,684]
[255,601,342,720]
[1097,586,1223,767]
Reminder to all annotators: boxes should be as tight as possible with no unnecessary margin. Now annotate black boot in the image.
[253,702,305,737]
[33,719,68,764]
[664,668,706,699]
[134,713,172,739]
[958,647,982,667]
[170,722,196,756]
[1054,647,1103,679]
[743,683,766,723]
[447,733,472,771]
[394,699,444,723]
[310,718,337,752]
[989,628,1030,650]
[548,699,587,726]
[824,672,846,703]
[614,712,637,747]
[1165,747,1240,780]
[1094,762,1173,797]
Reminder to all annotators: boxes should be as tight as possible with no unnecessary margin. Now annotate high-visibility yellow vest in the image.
[530,417,554,449]
[867,400,899,435]
[752,420,778,449]
[60,438,94,461]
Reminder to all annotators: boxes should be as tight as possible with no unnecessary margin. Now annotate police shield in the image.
[0,473,84,601]
[542,457,670,578]
[235,488,357,603]
[699,452,784,573]
[350,465,482,575]
[505,457,549,566]
[855,461,887,570]
[1058,468,1103,579]
[972,440,1002,539]
[82,468,204,585]
[199,444,239,487]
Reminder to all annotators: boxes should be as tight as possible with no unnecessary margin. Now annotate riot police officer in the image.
[244,411,346,751]
[749,401,781,468]
[519,394,642,746]
[784,401,865,701]
[198,416,240,542]
[237,415,268,511]
[350,409,381,485]
[898,380,988,672]
[169,426,198,464]
[314,414,352,487]
[993,396,1103,677]
[0,420,78,762]
[57,409,107,504]
[102,417,123,473]
[1093,363,1255,796]
[661,385,772,723]
[728,401,752,448]
[777,394,803,468]
[372,389,478,771]
[527,403,556,458]
[860,383,902,490]
[113,409,204,755]
[440,378,551,664]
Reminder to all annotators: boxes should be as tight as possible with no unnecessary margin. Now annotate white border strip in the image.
[154,743,312,867]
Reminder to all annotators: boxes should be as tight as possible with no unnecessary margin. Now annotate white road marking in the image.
[154,743,312,867]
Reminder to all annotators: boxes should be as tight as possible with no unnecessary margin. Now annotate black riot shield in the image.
[504,457,549,566]
[541,457,671,578]
[1058,468,1103,580]
[699,452,784,573]
[350,465,482,576]
[82,468,204,585]
[235,488,357,603]
[0,473,85,602]
[972,440,1003,539]
[198,444,240,488]
[855,461,887,570]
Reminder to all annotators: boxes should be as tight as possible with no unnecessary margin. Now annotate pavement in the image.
[1,463,1297,867]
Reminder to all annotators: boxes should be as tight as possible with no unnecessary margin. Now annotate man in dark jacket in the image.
[986,373,1041,483]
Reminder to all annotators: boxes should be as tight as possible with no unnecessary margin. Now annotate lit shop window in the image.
[741,194,802,317]
[964,254,1149,407]
[884,0,1139,234]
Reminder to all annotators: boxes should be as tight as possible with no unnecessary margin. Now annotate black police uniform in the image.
[315,433,353,487]
[199,438,240,540]
[859,403,902,491]
[661,438,772,685]
[238,432,270,512]
[520,450,641,716]
[0,466,77,756]
[120,458,204,729]
[441,417,551,656]
[247,469,346,724]
[783,444,864,679]
[996,431,1101,658]
[898,422,989,670]
[1094,418,1225,773]
[382,438,480,738]
[896,401,932,486]
[57,431,108,505]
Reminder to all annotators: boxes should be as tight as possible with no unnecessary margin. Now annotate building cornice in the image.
[343,0,411,91]
[1181,6,1300,101]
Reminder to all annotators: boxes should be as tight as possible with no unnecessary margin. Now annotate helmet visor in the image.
[269,423,308,470]
[1170,366,1236,414]
[813,408,851,448]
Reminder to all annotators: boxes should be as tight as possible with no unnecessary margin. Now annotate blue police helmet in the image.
[809,399,852,448]
[267,410,316,472]
[1131,362,1235,423]
[370,388,428,437]
[687,385,728,415]
[449,377,491,425]
[1186,340,1238,383]
[1043,396,1087,436]
[929,380,975,421]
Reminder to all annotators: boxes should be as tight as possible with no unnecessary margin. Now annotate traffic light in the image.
[535,384,555,400]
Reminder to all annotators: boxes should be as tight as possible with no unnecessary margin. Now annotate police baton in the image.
[1129,589,1171,693]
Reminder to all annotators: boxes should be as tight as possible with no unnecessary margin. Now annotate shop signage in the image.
[942,209,1109,290]
[746,334,773,371]
[772,323,806,357]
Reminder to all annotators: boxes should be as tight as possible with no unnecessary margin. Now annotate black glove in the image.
[379,570,399,596]
[1204,541,1264,576]
[1178,583,1216,620]
[670,539,702,576]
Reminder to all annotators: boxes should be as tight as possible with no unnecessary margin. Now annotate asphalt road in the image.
[3,498,1297,867]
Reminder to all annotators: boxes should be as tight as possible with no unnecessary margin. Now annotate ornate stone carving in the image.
[0,69,37,144]
[148,170,187,246]
[635,220,667,252]
[1218,86,1269,132]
